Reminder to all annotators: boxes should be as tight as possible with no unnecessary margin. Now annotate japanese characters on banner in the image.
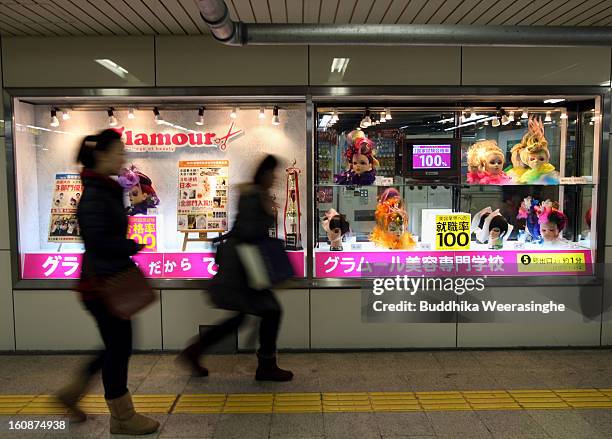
[177,160,229,232]
[48,173,83,243]
[127,216,157,252]
[315,249,593,278]
[22,251,306,279]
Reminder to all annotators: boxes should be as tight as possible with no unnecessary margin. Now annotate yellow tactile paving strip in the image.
[1,389,611,415]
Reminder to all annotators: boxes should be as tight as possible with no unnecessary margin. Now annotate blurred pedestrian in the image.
[178,154,293,381]
[55,129,159,435]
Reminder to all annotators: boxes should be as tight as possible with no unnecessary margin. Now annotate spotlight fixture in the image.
[384,108,392,120]
[195,107,205,126]
[361,109,372,128]
[230,106,238,119]
[521,108,528,119]
[545,111,552,122]
[153,107,163,125]
[516,120,522,126]
[508,111,515,122]
[50,108,60,127]
[380,110,386,121]
[259,107,266,119]
[107,108,118,127]
[272,106,280,125]
[128,108,135,119]
[461,111,468,122]
[501,111,510,126]
[483,120,489,126]
[331,109,339,123]
[62,109,70,121]
[560,110,568,120]
[491,114,501,127]
[470,109,477,119]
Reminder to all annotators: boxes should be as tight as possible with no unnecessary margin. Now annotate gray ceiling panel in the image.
[0,0,608,36]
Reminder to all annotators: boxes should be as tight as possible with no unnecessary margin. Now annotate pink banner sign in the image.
[315,249,593,278]
[22,250,306,280]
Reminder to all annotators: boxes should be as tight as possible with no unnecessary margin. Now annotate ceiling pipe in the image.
[198,0,612,47]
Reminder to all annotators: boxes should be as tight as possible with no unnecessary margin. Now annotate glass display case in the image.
[11,99,307,281]
[314,100,601,279]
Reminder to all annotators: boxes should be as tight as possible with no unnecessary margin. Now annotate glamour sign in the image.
[120,122,243,152]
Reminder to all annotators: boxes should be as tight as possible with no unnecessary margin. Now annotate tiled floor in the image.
[0,350,611,438]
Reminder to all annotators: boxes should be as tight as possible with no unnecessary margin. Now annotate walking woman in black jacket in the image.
[178,154,293,382]
[56,129,159,435]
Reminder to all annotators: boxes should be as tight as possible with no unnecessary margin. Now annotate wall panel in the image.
[462,47,611,85]
[457,286,602,347]
[2,36,155,87]
[13,290,161,350]
[310,289,456,349]
[156,36,308,86]
[309,46,461,86]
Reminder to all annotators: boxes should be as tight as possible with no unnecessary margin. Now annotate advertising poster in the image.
[127,216,157,252]
[48,173,83,243]
[177,160,229,232]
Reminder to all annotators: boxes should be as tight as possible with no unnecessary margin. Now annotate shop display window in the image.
[12,100,307,280]
[314,101,600,279]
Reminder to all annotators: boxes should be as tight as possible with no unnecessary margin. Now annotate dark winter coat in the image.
[208,185,277,311]
[77,170,139,282]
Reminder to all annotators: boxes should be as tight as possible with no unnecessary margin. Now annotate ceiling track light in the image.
[195,107,205,126]
[384,108,392,120]
[128,107,136,119]
[508,111,515,122]
[62,109,71,121]
[560,110,568,120]
[107,108,118,127]
[491,112,501,127]
[470,108,477,119]
[230,106,238,119]
[521,108,528,119]
[545,111,552,122]
[50,108,60,127]
[380,110,386,121]
[153,107,163,125]
[259,106,266,119]
[501,110,511,126]
[361,109,372,128]
[272,106,280,125]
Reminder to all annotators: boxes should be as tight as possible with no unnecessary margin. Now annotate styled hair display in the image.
[369,188,416,249]
[508,116,559,184]
[119,165,161,215]
[321,208,350,251]
[466,140,512,185]
[335,130,379,185]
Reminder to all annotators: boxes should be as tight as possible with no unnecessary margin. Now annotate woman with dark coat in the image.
[178,154,293,382]
[56,129,159,435]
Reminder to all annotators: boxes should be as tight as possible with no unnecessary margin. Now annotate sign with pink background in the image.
[22,251,305,280]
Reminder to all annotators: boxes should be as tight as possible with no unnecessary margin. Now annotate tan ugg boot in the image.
[105,391,159,435]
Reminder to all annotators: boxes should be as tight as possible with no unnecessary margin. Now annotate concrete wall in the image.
[1,35,611,350]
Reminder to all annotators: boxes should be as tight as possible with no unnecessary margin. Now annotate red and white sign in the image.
[120,122,243,152]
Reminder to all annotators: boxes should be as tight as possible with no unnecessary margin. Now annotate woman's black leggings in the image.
[82,300,132,400]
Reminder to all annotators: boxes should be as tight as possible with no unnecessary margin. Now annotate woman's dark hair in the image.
[253,154,278,185]
[76,129,122,168]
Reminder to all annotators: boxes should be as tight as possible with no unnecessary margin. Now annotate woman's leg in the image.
[85,300,132,399]
[179,313,245,376]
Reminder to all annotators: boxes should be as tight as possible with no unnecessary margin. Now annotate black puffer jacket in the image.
[209,185,274,300]
[78,170,139,279]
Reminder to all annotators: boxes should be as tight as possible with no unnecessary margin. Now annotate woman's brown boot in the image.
[105,391,159,435]
[255,352,293,381]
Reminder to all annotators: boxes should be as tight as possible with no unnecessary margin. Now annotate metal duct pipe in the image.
[197,0,241,45]
[197,0,612,47]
